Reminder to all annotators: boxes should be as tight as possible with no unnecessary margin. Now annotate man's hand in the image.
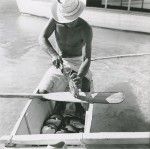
[70,73,82,89]
[52,55,63,68]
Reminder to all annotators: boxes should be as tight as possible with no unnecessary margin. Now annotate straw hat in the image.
[51,0,86,23]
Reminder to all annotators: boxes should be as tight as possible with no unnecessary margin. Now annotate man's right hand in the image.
[70,73,82,89]
[52,55,63,69]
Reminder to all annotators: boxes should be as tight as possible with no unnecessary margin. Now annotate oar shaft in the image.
[0,93,42,99]
[0,93,83,102]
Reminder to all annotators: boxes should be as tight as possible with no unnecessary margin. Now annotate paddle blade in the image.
[79,92,125,104]
[105,92,125,104]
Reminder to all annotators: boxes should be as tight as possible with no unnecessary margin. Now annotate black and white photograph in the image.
[0,0,150,148]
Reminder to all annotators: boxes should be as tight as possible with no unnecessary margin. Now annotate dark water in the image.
[0,0,150,140]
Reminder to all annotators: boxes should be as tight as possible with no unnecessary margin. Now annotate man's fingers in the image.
[59,57,63,64]
[70,73,77,79]
[72,78,82,89]
[53,60,59,68]
[72,78,79,81]
[74,81,81,87]
[74,82,79,87]
[72,76,81,82]
[52,58,62,68]
[52,60,57,67]
[56,60,60,68]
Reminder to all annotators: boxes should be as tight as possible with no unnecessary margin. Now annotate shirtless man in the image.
[38,0,93,117]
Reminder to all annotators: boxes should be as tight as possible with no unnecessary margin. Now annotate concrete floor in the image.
[0,0,150,148]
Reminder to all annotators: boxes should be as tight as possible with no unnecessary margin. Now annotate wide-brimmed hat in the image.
[51,0,86,23]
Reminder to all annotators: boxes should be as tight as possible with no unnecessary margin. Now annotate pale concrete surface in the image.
[90,28,150,132]
[16,0,150,33]
[0,0,150,148]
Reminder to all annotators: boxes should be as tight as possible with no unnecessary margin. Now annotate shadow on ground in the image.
[91,82,150,132]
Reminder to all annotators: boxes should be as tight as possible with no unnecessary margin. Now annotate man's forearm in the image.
[77,58,91,78]
[39,37,58,57]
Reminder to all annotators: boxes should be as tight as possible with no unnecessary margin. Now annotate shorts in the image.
[38,66,93,93]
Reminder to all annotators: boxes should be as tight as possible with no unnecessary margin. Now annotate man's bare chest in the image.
[55,24,83,45]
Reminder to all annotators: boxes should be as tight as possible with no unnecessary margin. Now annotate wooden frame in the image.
[1,132,150,146]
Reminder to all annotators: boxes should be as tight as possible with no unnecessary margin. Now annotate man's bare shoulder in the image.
[79,18,91,30]
[78,18,92,40]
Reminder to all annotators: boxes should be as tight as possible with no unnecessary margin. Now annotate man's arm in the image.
[77,24,93,78]
[39,19,63,68]
[39,18,58,57]
[71,24,92,89]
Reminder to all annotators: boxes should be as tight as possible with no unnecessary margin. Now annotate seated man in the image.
[38,0,93,132]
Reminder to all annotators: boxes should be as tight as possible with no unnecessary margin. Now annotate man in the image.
[38,0,93,133]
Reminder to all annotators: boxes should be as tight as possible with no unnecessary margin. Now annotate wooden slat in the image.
[2,145,150,149]
[0,134,83,146]
[1,132,149,146]
[3,87,40,147]
[2,146,85,149]
[9,87,39,137]
[82,132,150,145]
[84,104,93,133]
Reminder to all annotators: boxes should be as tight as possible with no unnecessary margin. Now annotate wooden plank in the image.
[0,134,83,146]
[9,87,39,137]
[3,87,40,146]
[15,116,30,135]
[2,146,85,149]
[1,132,149,146]
[84,104,93,133]
[2,145,150,149]
[18,99,53,135]
[82,132,150,145]
[9,101,32,137]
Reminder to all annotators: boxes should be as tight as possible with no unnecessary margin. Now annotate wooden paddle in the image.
[0,91,124,104]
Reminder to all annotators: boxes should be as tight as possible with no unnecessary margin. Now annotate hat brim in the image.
[51,0,85,23]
